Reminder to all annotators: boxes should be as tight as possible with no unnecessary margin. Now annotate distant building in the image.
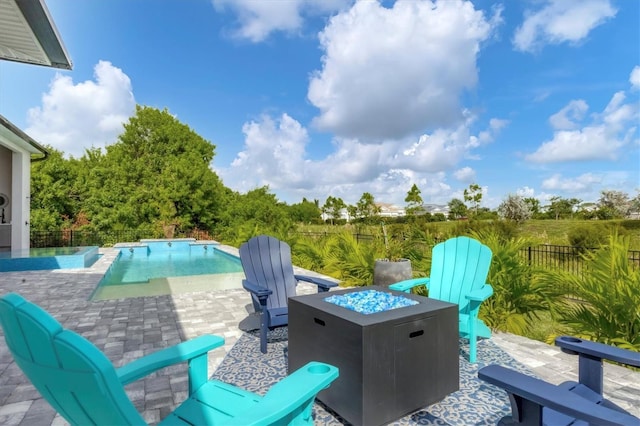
[418,204,450,216]
[376,203,405,218]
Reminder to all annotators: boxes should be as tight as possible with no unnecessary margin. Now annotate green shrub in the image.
[619,219,640,230]
[536,233,640,351]
[567,223,609,252]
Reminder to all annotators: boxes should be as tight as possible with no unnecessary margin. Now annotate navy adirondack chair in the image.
[479,336,640,426]
[0,292,339,425]
[240,235,338,353]
[389,236,493,362]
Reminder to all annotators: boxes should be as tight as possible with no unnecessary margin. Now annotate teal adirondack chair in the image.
[0,293,338,425]
[389,236,493,363]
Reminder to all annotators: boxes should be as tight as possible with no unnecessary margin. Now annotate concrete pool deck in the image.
[0,244,638,425]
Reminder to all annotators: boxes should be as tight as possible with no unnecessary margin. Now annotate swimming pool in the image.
[92,239,245,300]
[0,246,100,272]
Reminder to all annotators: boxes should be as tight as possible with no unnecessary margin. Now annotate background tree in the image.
[597,190,630,219]
[523,197,541,218]
[497,194,532,223]
[404,184,423,216]
[322,196,346,225]
[463,183,483,216]
[447,198,467,220]
[346,204,357,222]
[216,186,292,245]
[81,105,226,233]
[30,147,79,230]
[289,198,322,224]
[576,202,598,220]
[355,192,379,222]
[546,196,581,220]
[630,190,640,214]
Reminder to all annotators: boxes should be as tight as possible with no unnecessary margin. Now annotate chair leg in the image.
[469,317,477,363]
[260,309,268,354]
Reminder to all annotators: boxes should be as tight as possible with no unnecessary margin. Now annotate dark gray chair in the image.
[239,235,338,353]
[479,336,640,426]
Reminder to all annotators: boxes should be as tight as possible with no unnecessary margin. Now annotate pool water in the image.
[102,245,241,285]
[0,246,100,272]
[92,240,245,300]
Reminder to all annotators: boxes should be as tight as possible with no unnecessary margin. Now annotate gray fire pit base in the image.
[288,286,459,426]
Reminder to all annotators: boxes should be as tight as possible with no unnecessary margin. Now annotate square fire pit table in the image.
[288,286,459,426]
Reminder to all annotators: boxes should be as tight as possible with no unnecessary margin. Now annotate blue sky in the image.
[0,0,638,209]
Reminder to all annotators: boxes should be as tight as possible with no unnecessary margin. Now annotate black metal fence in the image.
[30,229,213,249]
[521,244,640,272]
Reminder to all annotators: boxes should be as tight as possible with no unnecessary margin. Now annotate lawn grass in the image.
[299,219,640,249]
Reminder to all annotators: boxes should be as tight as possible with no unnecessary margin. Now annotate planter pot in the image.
[373,258,412,287]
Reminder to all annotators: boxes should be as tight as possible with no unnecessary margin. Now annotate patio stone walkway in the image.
[0,244,638,425]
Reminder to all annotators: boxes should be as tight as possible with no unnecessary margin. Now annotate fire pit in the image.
[288,286,459,426]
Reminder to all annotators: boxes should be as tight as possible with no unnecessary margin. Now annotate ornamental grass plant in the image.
[472,230,564,336]
[536,232,640,351]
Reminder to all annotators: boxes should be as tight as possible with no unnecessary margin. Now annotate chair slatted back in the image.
[0,293,145,426]
[239,235,298,310]
[428,237,492,314]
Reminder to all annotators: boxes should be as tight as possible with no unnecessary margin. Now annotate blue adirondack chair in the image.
[389,236,493,362]
[479,336,640,426]
[0,292,339,426]
[240,235,338,353]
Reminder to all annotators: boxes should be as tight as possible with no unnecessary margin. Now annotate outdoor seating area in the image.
[0,242,639,425]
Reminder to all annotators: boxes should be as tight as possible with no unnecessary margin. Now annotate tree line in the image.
[31,105,640,246]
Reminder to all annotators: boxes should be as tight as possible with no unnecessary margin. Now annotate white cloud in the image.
[308,0,500,141]
[631,66,640,90]
[513,0,617,53]
[542,173,602,192]
[526,89,639,163]
[549,99,588,130]
[454,167,476,182]
[516,186,535,198]
[211,0,349,42]
[220,111,499,205]
[25,61,135,158]
[225,113,312,190]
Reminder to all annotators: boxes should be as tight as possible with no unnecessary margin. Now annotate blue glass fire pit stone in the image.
[324,289,418,314]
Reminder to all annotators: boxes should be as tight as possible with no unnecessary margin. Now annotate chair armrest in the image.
[116,335,225,385]
[294,274,339,292]
[466,284,493,302]
[555,336,640,368]
[388,278,429,293]
[242,279,273,299]
[478,365,639,426]
[224,362,339,425]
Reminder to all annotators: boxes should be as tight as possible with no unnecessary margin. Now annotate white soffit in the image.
[0,114,47,156]
[0,0,72,69]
